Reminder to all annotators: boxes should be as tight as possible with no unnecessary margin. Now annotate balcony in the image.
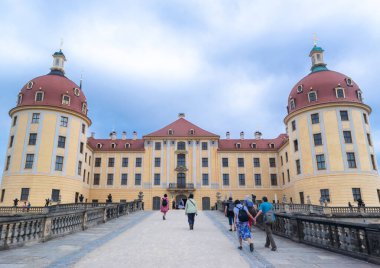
[175,165,188,172]
[168,183,195,190]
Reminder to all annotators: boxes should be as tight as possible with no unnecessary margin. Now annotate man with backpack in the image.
[224,197,235,231]
[233,200,255,252]
[254,196,277,251]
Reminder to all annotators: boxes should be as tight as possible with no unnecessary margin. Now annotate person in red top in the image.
[161,194,169,220]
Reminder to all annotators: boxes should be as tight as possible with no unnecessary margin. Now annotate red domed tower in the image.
[0,49,92,206]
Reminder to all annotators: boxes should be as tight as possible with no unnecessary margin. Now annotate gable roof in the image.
[144,118,219,138]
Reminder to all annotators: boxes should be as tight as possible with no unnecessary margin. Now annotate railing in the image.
[168,183,195,190]
[0,201,142,250]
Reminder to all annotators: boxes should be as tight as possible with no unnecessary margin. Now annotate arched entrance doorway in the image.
[202,197,211,210]
[177,173,186,188]
[176,194,187,209]
[152,196,161,210]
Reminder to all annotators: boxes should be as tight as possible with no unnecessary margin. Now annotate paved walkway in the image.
[0,210,376,268]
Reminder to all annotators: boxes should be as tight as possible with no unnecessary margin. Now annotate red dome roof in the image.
[16,74,88,116]
[288,70,363,115]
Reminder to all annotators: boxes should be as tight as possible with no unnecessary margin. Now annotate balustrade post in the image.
[285,204,290,213]
[82,210,88,230]
[103,207,107,223]
[323,207,332,217]
[289,216,301,242]
[42,217,52,242]
[366,227,380,264]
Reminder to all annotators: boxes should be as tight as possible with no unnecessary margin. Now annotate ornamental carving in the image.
[175,166,188,172]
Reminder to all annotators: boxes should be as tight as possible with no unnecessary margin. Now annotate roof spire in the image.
[79,71,83,89]
[50,41,67,76]
[309,37,328,73]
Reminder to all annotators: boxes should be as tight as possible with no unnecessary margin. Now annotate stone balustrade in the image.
[0,201,142,250]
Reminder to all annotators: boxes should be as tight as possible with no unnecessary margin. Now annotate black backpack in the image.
[228,202,235,212]
[238,206,249,222]
[162,198,167,207]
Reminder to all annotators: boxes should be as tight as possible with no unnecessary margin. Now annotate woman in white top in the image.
[185,193,198,230]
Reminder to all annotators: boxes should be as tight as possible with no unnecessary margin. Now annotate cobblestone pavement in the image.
[0,210,377,268]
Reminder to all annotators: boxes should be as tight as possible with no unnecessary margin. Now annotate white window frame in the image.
[168,129,174,135]
[35,91,44,102]
[17,94,23,105]
[308,91,317,102]
[125,143,131,148]
[297,85,303,93]
[269,143,275,149]
[82,103,87,114]
[26,81,34,90]
[335,87,345,99]
[251,143,256,149]
[96,143,102,149]
[111,143,116,149]
[356,90,363,102]
[235,143,241,149]
[189,129,195,135]
[290,99,296,110]
[62,95,71,105]
[73,87,81,96]
[345,78,353,86]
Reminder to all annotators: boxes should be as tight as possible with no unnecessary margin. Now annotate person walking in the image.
[244,195,255,229]
[185,193,197,230]
[224,197,235,231]
[161,194,169,220]
[254,196,277,251]
[234,200,255,252]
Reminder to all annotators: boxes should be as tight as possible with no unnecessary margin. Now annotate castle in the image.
[1,44,379,210]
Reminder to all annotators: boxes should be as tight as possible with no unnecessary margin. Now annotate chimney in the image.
[133,131,137,140]
[178,113,185,118]
[122,131,127,140]
[226,131,230,139]
[111,131,117,140]
[255,131,262,140]
[240,131,244,140]
[91,132,95,138]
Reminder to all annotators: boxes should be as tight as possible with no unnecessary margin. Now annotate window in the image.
[235,143,241,149]
[51,189,60,202]
[313,133,322,146]
[222,174,229,186]
[202,158,208,167]
[5,156,11,171]
[74,87,81,96]
[282,172,285,185]
[55,156,64,171]
[311,113,319,124]
[1,189,5,202]
[320,189,330,202]
[189,129,195,135]
[35,91,44,102]
[253,158,260,167]
[378,189,380,203]
[108,157,115,167]
[136,157,142,167]
[202,173,209,185]
[347,152,357,168]
[85,153,87,163]
[97,143,102,149]
[125,143,130,149]
[177,142,186,150]
[95,158,101,167]
[251,143,256,149]
[294,139,298,152]
[32,113,40,123]
[357,90,363,102]
[201,142,208,150]
[135,174,141,185]
[367,133,372,146]
[82,124,86,134]
[297,85,303,93]
[269,158,276,167]
[9,136,14,148]
[287,169,290,182]
[316,154,326,170]
[80,142,84,154]
[82,103,87,114]
[168,129,174,135]
[83,169,86,182]
[120,174,128,185]
[352,188,361,201]
[363,113,368,124]
[122,157,128,167]
[26,81,34,89]
[60,116,68,127]
[78,161,82,175]
[285,152,288,162]
[177,154,186,166]
[269,143,275,149]
[62,95,70,105]
[346,78,353,86]
[299,192,305,204]
[254,174,261,186]
[343,131,352,144]
[16,93,22,105]
[238,174,245,186]
[238,158,244,167]
[270,174,278,186]
[336,88,345,98]
[94,174,100,185]
[340,110,349,121]
[58,136,66,148]
[155,157,161,167]
[296,159,301,175]
[28,133,37,145]
[89,156,91,165]
[308,91,317,102]
[155,142,161,150]
[290,99,296,110]
[371,154,377,170]
[12,116,17,127]
[25,154,34,169]
[152,173,160,186]
[107,174,114,185]
[222,158,228,167]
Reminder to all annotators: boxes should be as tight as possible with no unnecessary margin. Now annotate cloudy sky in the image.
[0,0,380,171]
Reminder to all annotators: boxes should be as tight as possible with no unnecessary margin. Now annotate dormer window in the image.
[125,143,131,148]
[345,78,353,87]
[17,94,23,105]
[235,143,241,149]
[335,87,345,99]
[308,91,317,102]
[26,81,34,90]
[189,129,195,135]
[356,90,363,102]
[297,85,303,93]
[251,143,256,149]
[269,143,275,149]
[168,129,174,135]
[73,88,81,96]
[96,143,102,149]
[290,99,296,110]
[35,91,44,102]
[62,95,70,105]
[82,103,87,114]
[111,143,116,149]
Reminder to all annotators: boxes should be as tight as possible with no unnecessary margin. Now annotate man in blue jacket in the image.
[253,196,277,251]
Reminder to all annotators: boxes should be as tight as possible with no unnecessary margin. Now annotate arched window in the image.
[177,141,186,150]
[177,154,185,166]
[308,91,317,102]
[290,99,296,110]
[111,143,116,149]
[62,95,70,105]
[335,87,345,99]
[17,94,23,105]
[35,91,44,102]
[97,143,102,149]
